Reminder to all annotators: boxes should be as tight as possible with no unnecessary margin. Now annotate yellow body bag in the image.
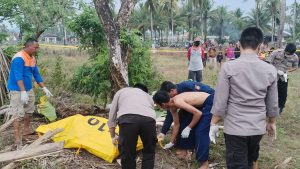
[36,114,143,163]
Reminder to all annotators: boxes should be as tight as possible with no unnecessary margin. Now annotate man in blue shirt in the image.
[8,38,52,147]
[157,80,214,158]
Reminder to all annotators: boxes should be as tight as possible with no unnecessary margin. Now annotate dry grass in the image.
[152,50,300,169]
[0,47,299,168]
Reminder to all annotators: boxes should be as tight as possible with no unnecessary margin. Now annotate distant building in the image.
[68,36,79,44]
[43,34,58,43]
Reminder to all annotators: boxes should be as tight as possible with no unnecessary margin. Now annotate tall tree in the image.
[265,0,280,43]
[210,5,229,42]
[277,0,286,48]
[246,7,271,32]
[292,0,297,43]
[128,4,150,40]
[145,0,158,40]
[202,0,213,41]
[160,0,178,43]
[0,0,75,40]
[255,0,260,27]
[93,0,137,95]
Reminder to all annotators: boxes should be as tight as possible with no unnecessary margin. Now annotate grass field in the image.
[152,50,300,169]
[1,47,299,168]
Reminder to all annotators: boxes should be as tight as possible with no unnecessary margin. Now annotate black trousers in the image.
[277,79,288,113]
[118,120,156,169]
[224,134,263,169]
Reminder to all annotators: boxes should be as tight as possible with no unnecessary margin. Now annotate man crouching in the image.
[153,91,214,169]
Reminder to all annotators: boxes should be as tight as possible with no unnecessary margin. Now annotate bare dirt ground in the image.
[0,48,299,169]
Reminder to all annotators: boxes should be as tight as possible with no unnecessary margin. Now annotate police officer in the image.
[267,43,299,114]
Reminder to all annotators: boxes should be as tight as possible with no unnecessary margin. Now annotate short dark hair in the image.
[24,38,38,47]
[239,27,263,50]
[160,81,176,92]
[285,43,296,54]
[133,83,148,93]
[152,90,170,106]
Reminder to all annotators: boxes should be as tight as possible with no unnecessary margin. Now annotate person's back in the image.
[219,54,277,135]
[108,85,156,169]
[210,27,278,169]
[174,92,209,108]
[113,87,155,119]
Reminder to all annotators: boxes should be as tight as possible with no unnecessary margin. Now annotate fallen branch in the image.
[0,105,9,115]
[0,115,18,133]
[25,128,64,149]
[0,128,65,163]
[0,142,64,162]
[2,162,19,169]
[274,157,293,169]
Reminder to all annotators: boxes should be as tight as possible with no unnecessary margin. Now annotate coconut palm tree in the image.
[145,0,158,40]
[232,8,246,31]
[292,0,297,43]
[277,0,286,47]
[246,7,271,32]
[202,0,213,41]
[159,0,179,43]
[209,5,229,42]
[152,5,169,42]
[128,4,150,40]
[265,0,280,43]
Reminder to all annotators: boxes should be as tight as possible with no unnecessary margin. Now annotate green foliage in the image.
[2,45,21,60]
[0,0,75,39]
[68,4,107,58]
[49,56,66,88]
[121,29,163,89]
[71,29,162,104]
[0,33,7,44]
[70,6,162,105]
[70,50,110,105]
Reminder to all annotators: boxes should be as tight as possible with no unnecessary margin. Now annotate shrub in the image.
[3,46,21,60]
[70,50,110,106]
[70,30,162,106]
[49,56,66,89]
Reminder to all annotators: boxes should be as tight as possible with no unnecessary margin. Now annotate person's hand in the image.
[42,87,53,97]
[209,124,224,144]
[20,91,29,104]
[163,142,174,149]
[181,126,191,138]
[111,135,119,147]
[157,133,165,142]
[277,70,284,76]
[267,122,277,141]
[283,73,288,82]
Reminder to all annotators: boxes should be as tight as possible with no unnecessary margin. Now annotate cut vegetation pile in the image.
[0,48,10,106]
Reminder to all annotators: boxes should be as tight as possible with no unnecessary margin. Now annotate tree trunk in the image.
[94,0,136,97]
[166,28,169,44]
[64,26,67,45]
[277,0,286,48]
[219,20,223,42]
[256,0,260,28]
[150,10,153,40]
[293,0,297,43]
[203,11,208,42]
[271,14,275,43]
[34,30,45,40]
[182,28,184,43]
[188,15,192,40]
[143,27,146,40]
[171,0,174,43]
[154,27,157,41]
[200,13,203,37]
